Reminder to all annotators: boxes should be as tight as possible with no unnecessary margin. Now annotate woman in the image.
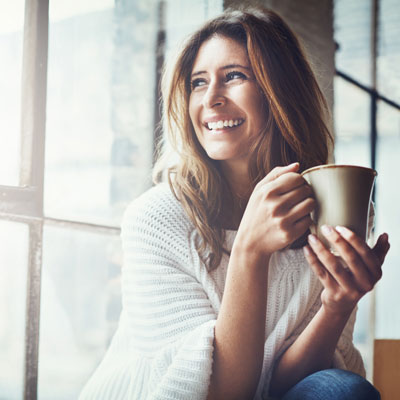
[80,8,390,400]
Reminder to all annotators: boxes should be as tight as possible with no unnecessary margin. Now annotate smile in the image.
[206,119,244,130]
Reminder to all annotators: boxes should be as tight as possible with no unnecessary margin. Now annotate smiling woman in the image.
[79,7,389,400]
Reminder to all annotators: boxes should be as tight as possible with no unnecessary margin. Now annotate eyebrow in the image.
[191,64,251,78]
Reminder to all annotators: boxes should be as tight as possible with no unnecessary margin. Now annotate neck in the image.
[220,160,252,199]
[218,160,253,230]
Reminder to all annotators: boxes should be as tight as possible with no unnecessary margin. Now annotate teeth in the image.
[207,119,243,130]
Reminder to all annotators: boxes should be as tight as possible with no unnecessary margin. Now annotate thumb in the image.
[373,233,390,264]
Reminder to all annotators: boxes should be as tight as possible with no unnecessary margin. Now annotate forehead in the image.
[192,35,249,72]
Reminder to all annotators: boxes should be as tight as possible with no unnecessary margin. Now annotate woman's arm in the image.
[206,246,269,400]
[269,226,390,397]
[207,163,315,400]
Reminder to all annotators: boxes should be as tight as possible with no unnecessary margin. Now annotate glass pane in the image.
[375,101,400,338]
[377,0,400,104]
[0,1,25,186]
[44,0,157,227]
[334,0,372,87]
[334,77,370,167]
[165,0,223,53]
[38,225,122,399]
[0,220,29,398]
[333,76,373,375]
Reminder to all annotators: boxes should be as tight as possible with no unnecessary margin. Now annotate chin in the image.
[205,146,239,161]
[206,152,234,161]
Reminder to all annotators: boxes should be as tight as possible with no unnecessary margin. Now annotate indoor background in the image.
[0,0,399,398]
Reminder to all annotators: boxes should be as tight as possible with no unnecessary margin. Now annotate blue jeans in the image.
[281,369,380,400]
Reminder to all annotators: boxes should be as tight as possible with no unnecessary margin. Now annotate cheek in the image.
[251,94,268,129]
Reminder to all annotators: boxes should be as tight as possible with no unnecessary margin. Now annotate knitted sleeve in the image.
[79,185,217,400]
[120,185,217,399]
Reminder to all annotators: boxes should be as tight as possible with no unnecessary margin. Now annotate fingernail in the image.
[321,225,333,236]
[335,226,348,235]
[308,234,317,244]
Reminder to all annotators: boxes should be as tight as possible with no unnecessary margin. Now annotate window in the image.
[0,0,222,398]
[334,0,400,378]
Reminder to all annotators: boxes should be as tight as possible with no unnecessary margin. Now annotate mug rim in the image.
[301,163,377,177]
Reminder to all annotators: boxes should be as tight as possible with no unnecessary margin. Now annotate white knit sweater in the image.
[79,183,365,400]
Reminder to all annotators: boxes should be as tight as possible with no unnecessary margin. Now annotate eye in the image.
[225,70,247,82]
[191,78,207,90]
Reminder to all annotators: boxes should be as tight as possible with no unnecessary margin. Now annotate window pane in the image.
[334,77,370,167]
[44,0,157,227]
[0,220,29,398]
[378,0,400,104]
[38,225,122,399]
[165,0,223,53]
[375,101,400,338]
[0,1,25,186]
[333,77,372,374]
[334,0,372,86]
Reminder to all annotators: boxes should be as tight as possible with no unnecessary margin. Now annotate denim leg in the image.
[281,368,381,400]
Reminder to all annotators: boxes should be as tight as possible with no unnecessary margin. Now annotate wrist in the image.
[320,303,354,322]
[231,234,271,270]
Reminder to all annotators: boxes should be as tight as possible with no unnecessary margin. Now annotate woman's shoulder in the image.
[121,182,193,237]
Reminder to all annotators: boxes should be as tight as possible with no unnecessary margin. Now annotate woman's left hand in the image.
[304,226,390,316]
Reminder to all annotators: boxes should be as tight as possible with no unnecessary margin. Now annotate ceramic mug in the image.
[301,164,377,252]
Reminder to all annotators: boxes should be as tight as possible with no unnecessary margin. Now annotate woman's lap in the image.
[281,368,380,400]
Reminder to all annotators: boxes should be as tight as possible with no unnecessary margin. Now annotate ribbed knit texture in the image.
[79,183,365,400]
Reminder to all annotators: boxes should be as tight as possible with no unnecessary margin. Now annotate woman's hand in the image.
[236,162,315,257]
[304,226,390,316]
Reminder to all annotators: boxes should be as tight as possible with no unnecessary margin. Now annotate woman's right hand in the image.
[236,162,315,257]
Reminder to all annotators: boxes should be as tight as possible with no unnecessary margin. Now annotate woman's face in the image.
[188,35,267,171]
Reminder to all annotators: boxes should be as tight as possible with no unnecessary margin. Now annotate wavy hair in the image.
[154,7,333,270]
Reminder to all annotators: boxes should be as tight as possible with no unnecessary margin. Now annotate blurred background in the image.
[0,0,399,398]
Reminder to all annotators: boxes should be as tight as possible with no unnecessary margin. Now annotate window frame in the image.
[0,1,120,398]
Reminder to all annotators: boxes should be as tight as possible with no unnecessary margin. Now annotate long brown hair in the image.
[154,7,332,270]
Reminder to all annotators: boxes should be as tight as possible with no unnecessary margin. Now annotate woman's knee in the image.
[281,368,380,400]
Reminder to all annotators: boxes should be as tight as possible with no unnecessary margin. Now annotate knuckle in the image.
[331,235,342,246]
[349,291,361,302]
[278,227,291,245]
[331,263,343,275]
[361,279,374,292]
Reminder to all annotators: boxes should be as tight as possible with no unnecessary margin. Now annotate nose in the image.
[203,82,226,109]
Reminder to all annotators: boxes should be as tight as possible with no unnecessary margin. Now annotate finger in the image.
[287,195,315,223]
[372,233,390,264]
[269,172,308,196]
[277,176,313,203]
[321,225,377,291]
[260,162,299,185]
[303,245,337,290]
[307,233,356,292]
[335,226,384,282]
